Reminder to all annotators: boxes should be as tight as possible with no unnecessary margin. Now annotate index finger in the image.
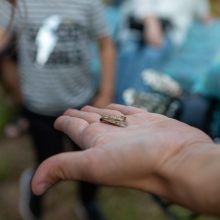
[54,115,89,148]
[81,105,124,116]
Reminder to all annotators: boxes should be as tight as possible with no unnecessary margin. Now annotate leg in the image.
[116,40,140,104]
[72,144,106,220]
[25,109,63,163]
[78,181,107,220]
[78,181,98,205]
[20,108,63,219]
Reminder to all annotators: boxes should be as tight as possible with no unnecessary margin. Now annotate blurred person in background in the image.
[116,0,212,103]
[119,0,212,49]
[0,0,115,220]
[0,34,29,139]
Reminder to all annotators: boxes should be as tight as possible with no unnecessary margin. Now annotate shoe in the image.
[19,169,42,220]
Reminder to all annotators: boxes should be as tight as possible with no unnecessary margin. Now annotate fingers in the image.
[31,151,99,196]
[81,105,124,116]
[62,105,146,122]
[64,108,100,123]
[55,104,147,144]
[106,104,147,115]
[54,115,89,147]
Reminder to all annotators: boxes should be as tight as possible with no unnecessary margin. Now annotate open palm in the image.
[32,104,212,197]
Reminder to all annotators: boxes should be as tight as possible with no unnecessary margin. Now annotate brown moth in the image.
[100,114,127,127]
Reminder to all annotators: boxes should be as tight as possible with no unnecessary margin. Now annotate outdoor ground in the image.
[0,1,220,220]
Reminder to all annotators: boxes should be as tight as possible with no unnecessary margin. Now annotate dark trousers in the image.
[23,108,99,215]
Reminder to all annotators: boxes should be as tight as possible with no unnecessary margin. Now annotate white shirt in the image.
[123,0,210,45]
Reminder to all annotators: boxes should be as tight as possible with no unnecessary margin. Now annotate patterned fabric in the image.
[0,0,109,116]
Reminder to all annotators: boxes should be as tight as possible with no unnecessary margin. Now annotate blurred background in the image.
[0,0,220,220]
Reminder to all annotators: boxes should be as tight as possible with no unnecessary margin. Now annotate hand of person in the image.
[31,104,220,215]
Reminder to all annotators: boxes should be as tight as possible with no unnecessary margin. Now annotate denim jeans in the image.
[115,38,173,104]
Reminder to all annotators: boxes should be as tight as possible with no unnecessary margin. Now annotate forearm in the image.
[0,28,8,52]
[156,142,220,215]
[98,37,116,100]
[144,15,159,27]
[143,16,163,46]
[1,58,22,103]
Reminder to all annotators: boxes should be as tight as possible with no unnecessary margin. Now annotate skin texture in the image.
[31,104,220,215]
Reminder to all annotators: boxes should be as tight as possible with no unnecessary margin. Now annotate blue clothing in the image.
[115,38,173,104]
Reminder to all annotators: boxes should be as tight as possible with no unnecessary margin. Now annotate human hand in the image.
[32,104,212,199]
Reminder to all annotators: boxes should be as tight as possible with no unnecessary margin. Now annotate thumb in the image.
[31,151,97,195]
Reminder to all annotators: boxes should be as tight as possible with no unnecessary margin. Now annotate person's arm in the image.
[133,0,164,46]
[0,26,21,103]
[31,104,220,215]
[87,0,116,107]
[143,15,164,47]
[1,58,22,104]
[92,36,116,107]
[0,28,9,52]
[0,0,17,50]
[0,28,6,49]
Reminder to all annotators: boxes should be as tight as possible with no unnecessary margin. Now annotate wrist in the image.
[155,141,220,214]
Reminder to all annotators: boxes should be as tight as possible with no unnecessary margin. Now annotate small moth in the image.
[100,114,127,127]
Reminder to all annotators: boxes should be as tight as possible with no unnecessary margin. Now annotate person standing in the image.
[116,0,211,103]
[0,0,115,219]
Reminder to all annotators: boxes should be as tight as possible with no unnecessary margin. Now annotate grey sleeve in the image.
[89,0,110,39]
